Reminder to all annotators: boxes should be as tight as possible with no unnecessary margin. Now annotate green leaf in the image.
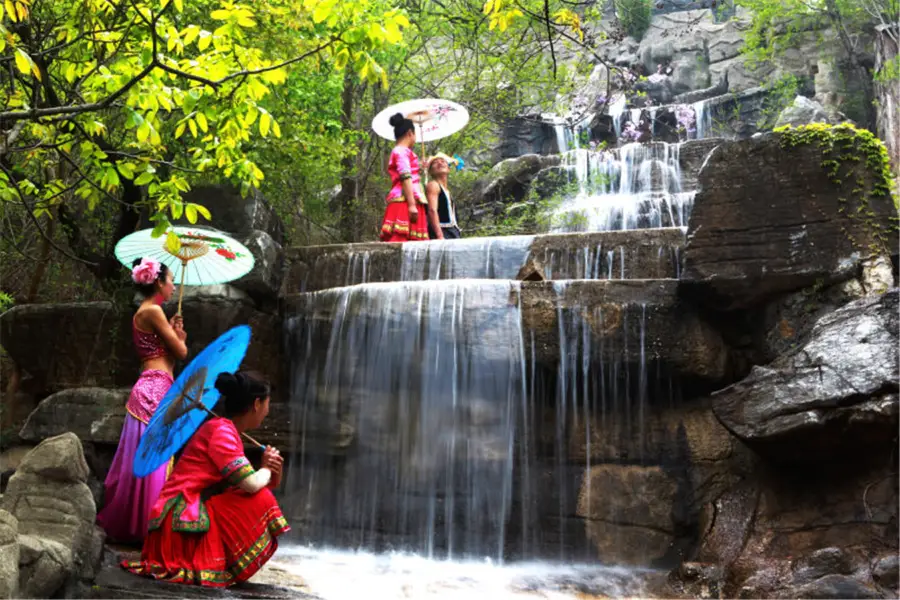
[185,203,198,223]
[198,31,212,51]
[137,122,151,143]
[134,172,154,186]
[117,162,135,180]
[152,220,169,238]
[210,9,230,20]
[170,200,184,220]
[192,203,211,220]
[259,111,271,137]
[195,112,208,133]
[165,230,182,254]
[14,49,30,75]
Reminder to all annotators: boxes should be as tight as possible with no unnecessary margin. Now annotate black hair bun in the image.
[388,113,405,127]
[132,258,142,268]
[215,372,244,398]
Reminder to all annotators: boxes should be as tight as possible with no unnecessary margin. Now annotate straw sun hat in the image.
[424,152,459,170]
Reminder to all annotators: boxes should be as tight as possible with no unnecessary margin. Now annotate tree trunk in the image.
[875,24,899,191]
[334,72,364,242]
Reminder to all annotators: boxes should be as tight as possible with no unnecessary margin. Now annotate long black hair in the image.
[214,371,271,417]
[132,258,170,298]
[389,112,415,141]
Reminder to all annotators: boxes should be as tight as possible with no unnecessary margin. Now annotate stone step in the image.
[282,228,686,293]
[283,278,725,383]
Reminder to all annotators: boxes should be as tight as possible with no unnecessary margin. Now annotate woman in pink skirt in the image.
[97,257,189,543]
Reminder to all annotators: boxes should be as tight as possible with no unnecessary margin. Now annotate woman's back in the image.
[152,417,252,530]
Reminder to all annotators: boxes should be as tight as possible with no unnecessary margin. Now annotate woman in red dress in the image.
[380,112,429,242]
[122,371,289,587]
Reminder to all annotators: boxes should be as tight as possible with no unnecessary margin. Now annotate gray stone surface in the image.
[713,290,898,460]
[774,95,832,128]
[1,434,97,599]
[19,388,129,445]
[682,133,899,308]
[0,511,17,600]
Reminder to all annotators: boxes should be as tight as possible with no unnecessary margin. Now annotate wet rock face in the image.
[712,290,899,461]
[682,133,899,309]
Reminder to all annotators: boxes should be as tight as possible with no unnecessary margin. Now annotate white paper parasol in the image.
[114,226,254,314]
[373,99,469,183]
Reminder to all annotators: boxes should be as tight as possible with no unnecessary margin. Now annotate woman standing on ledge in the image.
[380,112,429,242]
[123,371,289,587]
[97,257,189,543]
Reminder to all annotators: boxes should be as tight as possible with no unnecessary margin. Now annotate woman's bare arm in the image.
[144,306,189,360]
[425,181,444,239]
[238,468,272,494]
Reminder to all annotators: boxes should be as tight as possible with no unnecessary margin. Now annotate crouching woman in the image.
[122,371,289,587]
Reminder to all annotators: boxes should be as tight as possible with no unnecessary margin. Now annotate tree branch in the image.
[0,163,98,266]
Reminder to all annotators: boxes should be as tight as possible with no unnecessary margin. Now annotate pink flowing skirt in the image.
[97,370,173,543]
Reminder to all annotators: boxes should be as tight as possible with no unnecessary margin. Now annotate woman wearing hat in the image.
[425,152,461,240]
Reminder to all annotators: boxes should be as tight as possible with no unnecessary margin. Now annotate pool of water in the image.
[265,545,666,599]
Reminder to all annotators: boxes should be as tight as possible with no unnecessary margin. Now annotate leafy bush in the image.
[615,0,653,41]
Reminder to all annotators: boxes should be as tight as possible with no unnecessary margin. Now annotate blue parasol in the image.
[133,325,253,477]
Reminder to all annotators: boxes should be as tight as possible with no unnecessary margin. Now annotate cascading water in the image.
[284,281,525,561]
[399,236,535,281]
[551,142,694,232]
[276,84,708,600]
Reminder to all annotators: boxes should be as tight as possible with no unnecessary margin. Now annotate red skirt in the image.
[121,488,290,587]
[380,201,429,242]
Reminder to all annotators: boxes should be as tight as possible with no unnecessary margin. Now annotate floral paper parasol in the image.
[114,226,254,314]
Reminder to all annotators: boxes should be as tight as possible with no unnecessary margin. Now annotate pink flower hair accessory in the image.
[132,258,162,285]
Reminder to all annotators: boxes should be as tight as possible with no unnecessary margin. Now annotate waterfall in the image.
[550,142,694,232]
[692,99,712,140]
[608,95,627,140]
[400,236,535,281]
[284,280,526,561]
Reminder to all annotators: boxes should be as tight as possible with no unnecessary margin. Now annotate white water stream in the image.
[267,545,658,599]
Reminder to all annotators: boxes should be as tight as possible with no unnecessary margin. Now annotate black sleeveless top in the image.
[435,185,455,227]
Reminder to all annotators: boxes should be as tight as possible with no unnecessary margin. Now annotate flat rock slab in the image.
[91,546,317,599]
[283,229,686,293]
[89,566,316,599]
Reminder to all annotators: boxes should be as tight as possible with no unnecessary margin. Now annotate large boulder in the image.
[713,290,898,461]
[0,302,137,393]
[158,185,284,245]
[19,388,129,444]
[681,131,899,309]
[464,154,562,223]
[774,95,832,128]
[1,433,101,598]
[0,511,17,599]
[0,297,282,400]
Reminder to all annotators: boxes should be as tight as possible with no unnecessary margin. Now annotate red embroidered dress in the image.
[122,417,289,587]
[380,145,429,242]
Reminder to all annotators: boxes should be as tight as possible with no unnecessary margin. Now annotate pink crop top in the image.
[133,318,170,361]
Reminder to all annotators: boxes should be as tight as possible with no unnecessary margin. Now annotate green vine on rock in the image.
[774,122,899,257]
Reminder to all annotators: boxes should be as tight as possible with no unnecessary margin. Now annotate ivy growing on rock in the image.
[775,122,898,255]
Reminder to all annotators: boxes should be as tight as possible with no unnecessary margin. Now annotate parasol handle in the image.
[196,402,267,450]
[418,123,428,184]
[176,259,187,316]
